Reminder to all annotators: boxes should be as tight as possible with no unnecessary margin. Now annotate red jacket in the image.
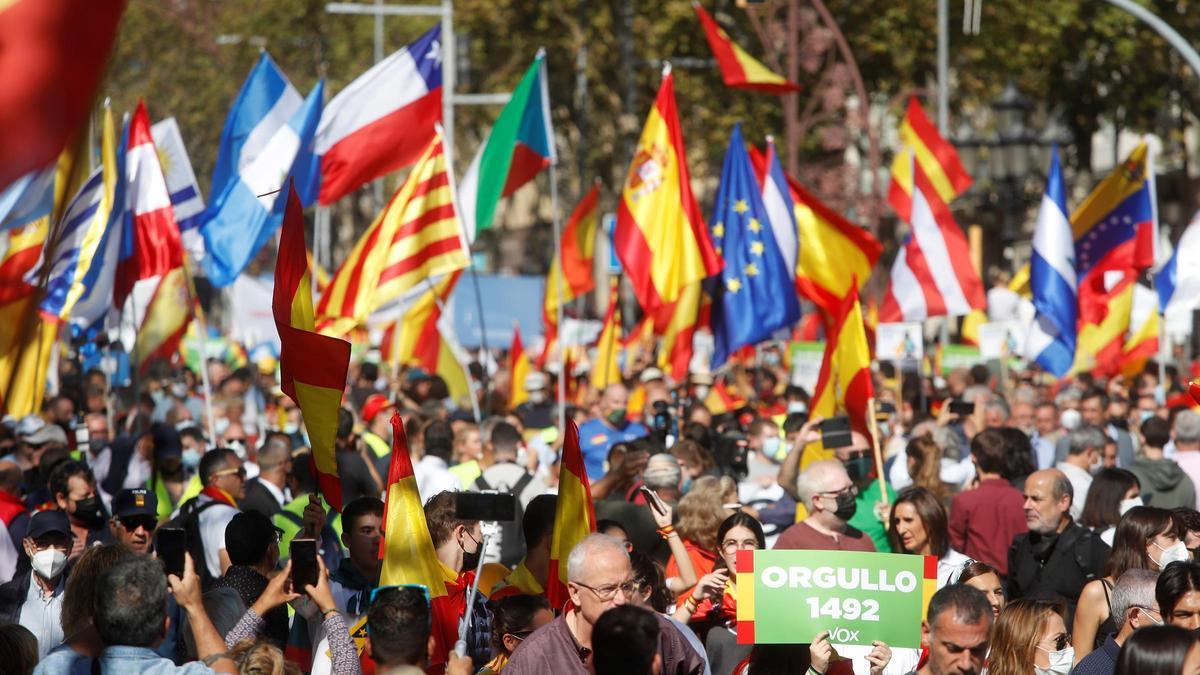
[948,477,1028,576]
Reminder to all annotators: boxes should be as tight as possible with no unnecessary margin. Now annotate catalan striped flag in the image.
[692,2,800,94]
[614,67,723,316]
[384,273,468,405]
[591,278,622,391]
[887,97,972,221]
[546,417,596,611]
[509,326,532,407]
[272,183,351,511]
[543,184,599,327]
[379,412,463,674]
[806,286,874,468]
[317,129,469,336]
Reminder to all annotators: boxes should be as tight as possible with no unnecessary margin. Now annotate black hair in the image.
[970,429,1009,475]
[489,422,522,458]
[713,512,766,571]
[423,420,453,461]
[596,519,629,541]
[359,362,379,382]
[926,584,993,628]
[179,426,206,446]
[48,460,93,500]
[995,427,1035,481]
[290,451,318,494]
[94,557,168,648]
[522,494,556,550]
[1079,468,1140,531]
[341,497,385,535]
[744,644,814,675]
[489,594,551,654]
[1114,624,1196,675]
[337,407,354,441]
[198,448,238,485]
[680,421,712,452]
[1142,416,1171,448]
[592,605,661,675]
[1155,560,1200,616]
[367,585,430,667]
[630,551,671,613]
[0,623,37,675]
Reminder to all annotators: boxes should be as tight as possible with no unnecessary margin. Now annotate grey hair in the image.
[567,533,629,583]
[1067,426,1107,457]
[932,425,964,462]
[1111,569,1159,630]
[1055,387,1082,409]
[926,584,992,628]
[795,460,844,509]
[1050,471,1074,505]
[94,557,168,648]
[1175,410,1200,445]
[983,398,1010,421]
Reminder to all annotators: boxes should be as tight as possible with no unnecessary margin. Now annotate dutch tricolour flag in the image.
[1025,147,1077,377]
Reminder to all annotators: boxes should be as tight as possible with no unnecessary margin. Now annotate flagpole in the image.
[549,150,566,434]
[866,397,890,507]
[183,258,218,446]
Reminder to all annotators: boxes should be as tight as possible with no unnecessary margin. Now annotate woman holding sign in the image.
[886,487,971,588]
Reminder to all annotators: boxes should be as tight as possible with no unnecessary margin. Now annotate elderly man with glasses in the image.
[504,533,705,675]
[774,459,876,552]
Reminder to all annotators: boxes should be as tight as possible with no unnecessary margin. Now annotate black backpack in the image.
[473,469,535,568]
[164,497,225,590]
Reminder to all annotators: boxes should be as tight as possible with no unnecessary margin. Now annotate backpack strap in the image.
[512,471,535,498]
[474,474,493,491]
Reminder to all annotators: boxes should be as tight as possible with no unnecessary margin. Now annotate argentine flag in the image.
[200,53,324,287]
[1025,147,1076,377]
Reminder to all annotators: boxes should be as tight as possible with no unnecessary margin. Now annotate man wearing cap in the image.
[146,423,204,522]
[240,432,293,518]
[360,393,397,478]
[579,384,649,481]
[213,511,289,646]
[109,488,159,555]
[515,371,556,431]
[0,510,72,657]
[4,417,68,508]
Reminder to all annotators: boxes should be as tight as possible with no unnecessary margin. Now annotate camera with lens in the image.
[713,430,749,481]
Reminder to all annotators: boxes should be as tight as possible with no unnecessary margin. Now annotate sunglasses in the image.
[119,516,157,533]
[212,467,247,480]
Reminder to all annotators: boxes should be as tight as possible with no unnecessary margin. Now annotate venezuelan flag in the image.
[272,184,351,511]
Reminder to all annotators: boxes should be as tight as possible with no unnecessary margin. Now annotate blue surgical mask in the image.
[761,437,783,461]
[182,449,201,470]
[681,476,693,494]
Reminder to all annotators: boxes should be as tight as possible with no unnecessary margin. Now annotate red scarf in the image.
[201,486,238,507]
[0,490,25,527]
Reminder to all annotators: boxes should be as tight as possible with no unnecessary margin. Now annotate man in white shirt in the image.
[1055,426,1105,521]
[413,420,461,503]
[194,448,245,579]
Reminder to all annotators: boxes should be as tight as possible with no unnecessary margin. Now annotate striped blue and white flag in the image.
[151,117,206,265]
[1024,146,1077,377]
[200,53,323,287]
[0,165,53,231]
[1156,210,1200,316]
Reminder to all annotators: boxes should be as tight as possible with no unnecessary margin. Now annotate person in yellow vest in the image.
[147,424,203,522]
[449,422,484,487]
[274,450,342,571]
[358,394,395,479]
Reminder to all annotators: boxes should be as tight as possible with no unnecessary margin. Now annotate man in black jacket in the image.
[1008,468,1110,623]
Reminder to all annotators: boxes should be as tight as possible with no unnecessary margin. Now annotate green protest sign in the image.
[736,549,937,648]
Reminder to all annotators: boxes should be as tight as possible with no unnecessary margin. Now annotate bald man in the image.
[774,459,875,552]
[1007,468,1110,622]
[578,384,648,481]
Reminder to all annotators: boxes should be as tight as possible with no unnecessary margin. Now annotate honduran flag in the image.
[1024,147,1077,378]
[315,25,443,205]
[755,138,799,277]
[459,50,555,243]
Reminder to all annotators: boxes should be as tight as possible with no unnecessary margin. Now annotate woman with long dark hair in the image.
[1079,468,1141,546]
[1113,624,1200,675]
[1073,506,1185,660]
[887,486,970,588]
[956,561,1006,619]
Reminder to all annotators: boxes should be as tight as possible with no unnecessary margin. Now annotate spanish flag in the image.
[1072,270,1135,377]
[272,184,351,511]
[378,414,462,675]
[807,286,874,467]
[382,272,472,405]
[887,97,972,222]
[509,326,531,407]
[1122,282,1159,378]
[546,418,596,611]
[591,278,622,391]
[693,2,800,94]
[656,282,707,382]
[544,183,599,327]
[613,67,722,315]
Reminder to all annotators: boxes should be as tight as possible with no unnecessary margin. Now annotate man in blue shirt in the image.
[578,384,647,481]
[1073,568,1160,675]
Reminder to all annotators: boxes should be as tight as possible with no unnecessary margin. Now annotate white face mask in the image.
[1119,497,1142,516]
[30,548,67,580]
[1153,540,1191,568]
[1035,646,1074,675]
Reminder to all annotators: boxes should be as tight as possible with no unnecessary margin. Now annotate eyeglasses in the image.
[721,539,759,554]
[572,579,637,602]
[505,630,534,643]
[119,516,157,533]
[1134,605,1163,624]
[367,584,432,634]
[818,485,858,499]
[211,467,246,480]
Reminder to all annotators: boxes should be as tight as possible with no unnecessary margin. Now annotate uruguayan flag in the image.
[1025,146,1077,377]
[151,117,207,264]
[71,121,129,337]
[200,53,323,287]
[0,166,54,231]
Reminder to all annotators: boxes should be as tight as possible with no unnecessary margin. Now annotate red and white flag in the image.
[315,25,443,205]
[880,160,985,321]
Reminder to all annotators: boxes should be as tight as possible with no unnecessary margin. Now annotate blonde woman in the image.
[987,598,1071,675]
[666,475,737,598]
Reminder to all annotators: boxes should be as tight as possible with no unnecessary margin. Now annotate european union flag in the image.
[709,123,801,367]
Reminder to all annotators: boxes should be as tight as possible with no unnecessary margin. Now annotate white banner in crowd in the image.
[228,275,280,352]
[875,322,924,363]
[978,321,1025,360]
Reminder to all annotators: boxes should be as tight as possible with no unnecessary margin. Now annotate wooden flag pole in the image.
[866,397,889,506]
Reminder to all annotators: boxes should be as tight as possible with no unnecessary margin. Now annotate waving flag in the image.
[201,53,324,286]
[1156,211,1200,316]
[69,121,128,337]
[0,0,125,193]
[543,184,599,326]
[115,101,191,371]
[655,282,707,382]
[887,97,972,221]
[151,117,207,263]
[1123,283,1159,378]
[1072,270,1135,377]
[1024,148,1076,377]
[614,67,722,315]
[756,139,798,274]
[459,51,555,242]
[509,326,532,407]
[880,156,985,321]
[317,129,468,336]
[591,278,622,391]
[316,25,443,204]
[382,272,471,404]
[709,123,800,368]
[0,167,54,232]
[693,2,800,94]
[273,183,350,511]
[807,287,874,466]
[546,418,597,611]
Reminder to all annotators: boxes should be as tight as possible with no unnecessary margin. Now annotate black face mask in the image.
[87,438,108,455]
[844,453,873,482]
[460,534,481,573]
[833,490,858,522]
[73,496,107,528]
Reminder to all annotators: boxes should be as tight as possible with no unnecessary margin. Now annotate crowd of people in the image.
[4,350,1200,675]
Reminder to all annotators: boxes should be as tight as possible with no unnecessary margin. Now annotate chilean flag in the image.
[315,25,443,205]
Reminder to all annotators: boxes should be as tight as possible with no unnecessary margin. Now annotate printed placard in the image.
[736,549,937,648]
[875,322,924,363]
[978,321,1024,360]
